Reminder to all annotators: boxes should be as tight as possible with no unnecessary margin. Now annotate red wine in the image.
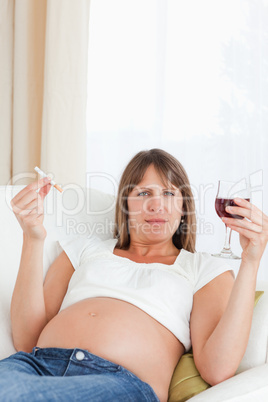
[215,198,250,219]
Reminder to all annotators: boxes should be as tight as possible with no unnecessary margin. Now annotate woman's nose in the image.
[147,196,164,213]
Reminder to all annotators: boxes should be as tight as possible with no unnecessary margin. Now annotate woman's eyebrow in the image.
[134,186,178,191]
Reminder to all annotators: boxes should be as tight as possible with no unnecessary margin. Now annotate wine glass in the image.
[212,179,250,259]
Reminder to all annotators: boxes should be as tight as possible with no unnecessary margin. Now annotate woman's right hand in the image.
[11,177,52,241]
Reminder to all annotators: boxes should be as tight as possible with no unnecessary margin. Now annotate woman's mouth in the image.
[145,219,168,224]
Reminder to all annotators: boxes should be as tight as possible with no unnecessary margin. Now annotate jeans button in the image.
[76,351,85,361]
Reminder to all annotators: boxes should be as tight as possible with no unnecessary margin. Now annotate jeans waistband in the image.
[33,347,73,359]
[32,347,121,369]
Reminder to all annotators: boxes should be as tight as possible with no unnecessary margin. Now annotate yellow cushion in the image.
[168,290,264,402]
[254,290,264,306]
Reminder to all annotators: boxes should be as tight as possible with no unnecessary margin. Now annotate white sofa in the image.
[1,185,268,401]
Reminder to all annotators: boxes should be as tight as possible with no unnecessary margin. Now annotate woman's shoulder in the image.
[58,234,102,250]
[179,248,229,266]
[176,249,233,292]
[57,235,115,269]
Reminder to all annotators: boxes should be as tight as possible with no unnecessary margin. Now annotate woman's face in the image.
[127,164,184,244]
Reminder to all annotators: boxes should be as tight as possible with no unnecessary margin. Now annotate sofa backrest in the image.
[1,184,116,273]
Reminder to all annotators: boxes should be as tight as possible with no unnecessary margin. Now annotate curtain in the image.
[0,0,90,187]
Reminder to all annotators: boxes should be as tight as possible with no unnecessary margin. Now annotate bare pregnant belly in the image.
[37,297,184,402]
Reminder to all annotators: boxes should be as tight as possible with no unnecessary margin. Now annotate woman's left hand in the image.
[222,198,268,266]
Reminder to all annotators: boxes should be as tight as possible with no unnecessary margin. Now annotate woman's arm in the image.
[10,178,73,352]
[190,199,268,386]
[11,235,48,352]
[43,251,74,322]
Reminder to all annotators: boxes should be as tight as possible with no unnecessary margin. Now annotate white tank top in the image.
[58,235,233,352]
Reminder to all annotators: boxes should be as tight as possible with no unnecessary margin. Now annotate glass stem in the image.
[223,224,232,251]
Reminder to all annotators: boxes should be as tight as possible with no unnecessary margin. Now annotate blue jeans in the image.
[0,347,160,401]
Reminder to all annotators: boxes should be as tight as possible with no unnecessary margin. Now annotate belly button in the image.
[89,313,96,317]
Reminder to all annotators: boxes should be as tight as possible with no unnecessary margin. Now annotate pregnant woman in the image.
[0,148,267,402]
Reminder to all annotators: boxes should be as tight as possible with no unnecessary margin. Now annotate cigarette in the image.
[34,166,63,193]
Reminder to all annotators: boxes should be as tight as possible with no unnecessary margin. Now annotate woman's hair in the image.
[113,148,196,252]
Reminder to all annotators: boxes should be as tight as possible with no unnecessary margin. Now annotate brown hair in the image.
[113,148,196,252]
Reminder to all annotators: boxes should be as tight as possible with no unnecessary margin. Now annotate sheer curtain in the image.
[0,0,90,186]
[86,0,268,280]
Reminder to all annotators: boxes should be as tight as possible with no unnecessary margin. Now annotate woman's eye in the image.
[137,191,149,196]
[137,191,175,196]
[164,191,175,196]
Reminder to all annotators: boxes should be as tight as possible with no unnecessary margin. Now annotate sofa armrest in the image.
[188,364,268,401]
[236,286,268,373]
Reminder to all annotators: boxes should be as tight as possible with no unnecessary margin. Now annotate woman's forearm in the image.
[198,261,258,385]
[10,235,48,352]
